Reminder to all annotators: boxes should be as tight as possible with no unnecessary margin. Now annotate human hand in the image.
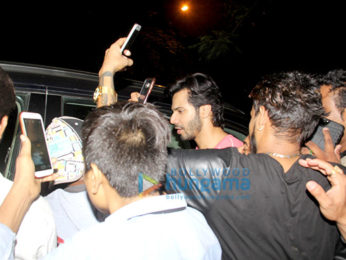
[238,136,250,155]
[128,92,140,102]
[99,38,134,76]
[13,135,57,202]
[303,128,341,163]
[299,158,346,236]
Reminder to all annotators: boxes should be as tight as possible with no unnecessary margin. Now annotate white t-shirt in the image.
[45,187,99,242]
[0,173,57,260]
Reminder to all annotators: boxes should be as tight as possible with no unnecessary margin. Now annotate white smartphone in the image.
[139,77,156,104]
[120,23,141,54]
[19,112,53,178]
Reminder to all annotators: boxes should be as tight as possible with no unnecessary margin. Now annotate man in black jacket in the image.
[166,71,346,259]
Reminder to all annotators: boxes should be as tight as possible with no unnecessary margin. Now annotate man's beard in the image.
[249,132,257,154]
[180,114,202,141]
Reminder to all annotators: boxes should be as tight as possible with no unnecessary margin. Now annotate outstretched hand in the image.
[299,158,346,238]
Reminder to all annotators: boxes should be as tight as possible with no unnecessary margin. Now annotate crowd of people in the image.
[0,35,345,259]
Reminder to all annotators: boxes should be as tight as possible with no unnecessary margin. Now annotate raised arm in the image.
[95,38,134,108]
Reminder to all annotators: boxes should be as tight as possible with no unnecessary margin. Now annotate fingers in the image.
[115,37,127,47]
[306,180,332,206]
[305,131,340,163]
[299,158,332,172]
[299,158,330,175]
[38,173,59,183]
[322,128,334,153]
[299,158,343,186]
[301,147,312,155]
[129,92,140,102]
[335,144,342,161]
[18,135,31,158]
[123,49,132,57]
[99,37,134,75]
[112,38,132,57]
[305,141,322,156]
[126,57,134,67]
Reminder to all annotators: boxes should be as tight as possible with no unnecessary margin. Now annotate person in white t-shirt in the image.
[44,117,100,244]
[0,66,57,259]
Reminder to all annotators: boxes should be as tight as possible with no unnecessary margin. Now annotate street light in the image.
[181,4,189,12]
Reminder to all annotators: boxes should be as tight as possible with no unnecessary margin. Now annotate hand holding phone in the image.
[19,112,53,178]
[138,77,156,104]
[309,118,344,151]
[120,23,141,55]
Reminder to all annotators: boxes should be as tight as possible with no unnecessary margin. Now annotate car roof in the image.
[0,61,249,135]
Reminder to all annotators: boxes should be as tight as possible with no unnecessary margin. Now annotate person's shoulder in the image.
[224,134,244,148]
[15,195,57,258]
[21,195,55,225]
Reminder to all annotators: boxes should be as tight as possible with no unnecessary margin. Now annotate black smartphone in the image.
[120,23,141,54]
[309,118,344,150]
[19,112,53,178]
[138,78,156,104]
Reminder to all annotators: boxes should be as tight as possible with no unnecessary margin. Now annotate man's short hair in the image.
[0,67,16,120]
[249,71,323,144]
[169,73,224,127]
[319,69,346,116]
[82,102,171,197]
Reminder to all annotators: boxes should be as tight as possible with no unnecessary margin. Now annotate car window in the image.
[62,96,95,120]
[224,127,246,142]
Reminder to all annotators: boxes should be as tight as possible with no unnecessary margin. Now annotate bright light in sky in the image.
[181,4,189,12]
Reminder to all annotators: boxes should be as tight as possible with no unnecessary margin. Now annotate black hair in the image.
[82,101,171,197]
[0,67,16,120]
[169,73,224,127]
[249,71,323,144]
[319,69,346,116]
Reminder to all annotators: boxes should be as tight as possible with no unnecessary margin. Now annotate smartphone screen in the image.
[120,23,141,54]
[309,118,345,150]
[20,113,53,177]
[138,78,156,104]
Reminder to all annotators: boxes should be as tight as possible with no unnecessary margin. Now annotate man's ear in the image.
[256,106,268,130]
[199,104,212,119]
[0,116,8,139]
[88,163,104,195]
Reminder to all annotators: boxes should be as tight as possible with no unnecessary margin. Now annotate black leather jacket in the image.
[166,147,345,260]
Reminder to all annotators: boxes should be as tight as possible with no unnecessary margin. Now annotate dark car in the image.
[0,61,248,183]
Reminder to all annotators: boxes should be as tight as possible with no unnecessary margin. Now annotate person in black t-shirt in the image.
[166,71,346,259]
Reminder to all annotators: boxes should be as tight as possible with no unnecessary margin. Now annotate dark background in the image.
[0,0,345,113]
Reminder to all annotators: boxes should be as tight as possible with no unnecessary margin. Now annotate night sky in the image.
[1,0,345,112]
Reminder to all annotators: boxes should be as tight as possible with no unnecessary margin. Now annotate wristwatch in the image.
[93,86,104,103]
